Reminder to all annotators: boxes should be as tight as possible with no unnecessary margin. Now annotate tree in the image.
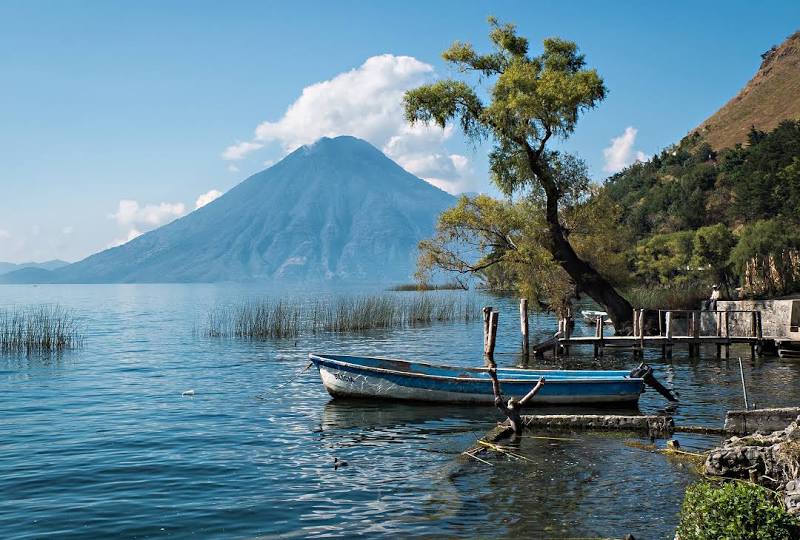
[404,18,636,329]
[730,218,800,297]
[690,224,735,295]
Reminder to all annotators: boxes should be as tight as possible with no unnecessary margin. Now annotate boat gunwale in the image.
[309,353,643,385]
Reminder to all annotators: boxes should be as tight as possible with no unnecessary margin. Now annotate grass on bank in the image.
[623,285,710,311]
[204,294,478,339]
[0,305,84,354]
[388,281,467,291]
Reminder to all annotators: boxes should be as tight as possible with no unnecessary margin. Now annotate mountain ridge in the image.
[3,136,455,284]
[693,30,800,149]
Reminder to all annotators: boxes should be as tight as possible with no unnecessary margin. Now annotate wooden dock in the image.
[534,308,771,359]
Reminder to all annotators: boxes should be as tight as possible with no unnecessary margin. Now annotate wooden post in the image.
[756,311,763,356]
[519,299,529,358]
[691,310,700,357]
[659,310,666,357]
[716,311,722,358]
[723,310,730,359]
[665,311,673,359]
[597,316,605,357]
[483,306,492,356]
[632,310,640,359]
[563,315,572,356]
[485,310,499,361]
[750,311,757,358]
[639,309,646,350]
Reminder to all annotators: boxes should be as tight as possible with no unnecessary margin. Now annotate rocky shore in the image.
[705,415,800,514]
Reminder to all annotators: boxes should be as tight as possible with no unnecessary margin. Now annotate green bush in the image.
[677,481,799,540]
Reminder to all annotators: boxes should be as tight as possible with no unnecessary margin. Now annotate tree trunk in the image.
[529,152,634,332]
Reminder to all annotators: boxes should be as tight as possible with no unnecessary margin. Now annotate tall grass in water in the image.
[0,305,84,353]
[205,300,302,339]
[623,285,709,310]
[204,294,478,339]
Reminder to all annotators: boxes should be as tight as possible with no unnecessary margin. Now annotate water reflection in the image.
[1,284,799,539]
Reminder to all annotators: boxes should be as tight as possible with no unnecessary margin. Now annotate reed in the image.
[204,294,478,339]
[623,285,709,311]
[0,305,84,354]
[388,281,467,291]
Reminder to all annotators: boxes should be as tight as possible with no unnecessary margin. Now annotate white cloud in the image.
[111,199,186,227]
[222,141,263,161]
[62,226,74,235]
[0,229,10,240]
[227,164,240,173]
[108,228,142,249]
[224,54,476,193]
[195,189,223,209]
[603,126,648,173]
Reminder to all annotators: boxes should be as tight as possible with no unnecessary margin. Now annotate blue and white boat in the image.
[309,354,645,405]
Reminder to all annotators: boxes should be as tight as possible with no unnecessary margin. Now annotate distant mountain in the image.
[5,137,455,284]
[0,259,69,276]
[693,30,800,149]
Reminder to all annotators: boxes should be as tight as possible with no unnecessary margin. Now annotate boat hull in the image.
[311,354,643,405]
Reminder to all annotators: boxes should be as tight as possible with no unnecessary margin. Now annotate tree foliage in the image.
[606,120,800,238]
[406,18,635,323]
[730,218,800,296]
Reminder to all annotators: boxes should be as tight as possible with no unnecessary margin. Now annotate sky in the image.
[1,0,798,263]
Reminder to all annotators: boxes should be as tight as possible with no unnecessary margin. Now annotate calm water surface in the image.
[2,284,799,539]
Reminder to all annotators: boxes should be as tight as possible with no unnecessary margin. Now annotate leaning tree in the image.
[404,17,635,330]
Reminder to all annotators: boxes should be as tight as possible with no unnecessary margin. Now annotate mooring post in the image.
[665,311,673,359]
[597,316,605,357]
[756,311,763,356]
[563,314,572,356]
[716,311,722,358]
[750,311,758,358]
[485,310,499,361]
[638,309,646,350]
[483,307,493,363]
[519,299,529,358]
[632,310,641,359]
[723,310,730,359]
[691,310,700,357]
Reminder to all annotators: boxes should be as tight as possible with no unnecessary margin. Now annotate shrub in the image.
[676,481,799,540]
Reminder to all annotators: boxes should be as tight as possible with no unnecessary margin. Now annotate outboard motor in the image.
[630,363,678,402]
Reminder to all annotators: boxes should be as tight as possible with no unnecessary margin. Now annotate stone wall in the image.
[716,299,797,338]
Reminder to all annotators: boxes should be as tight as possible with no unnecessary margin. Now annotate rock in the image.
[705,415,800,513]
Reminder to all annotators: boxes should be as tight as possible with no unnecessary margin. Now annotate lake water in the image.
[3,284,800,539]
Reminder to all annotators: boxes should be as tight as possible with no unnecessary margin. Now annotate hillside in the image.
[0,260,69,275]
[5,137,454,284]
[694,30,800,150]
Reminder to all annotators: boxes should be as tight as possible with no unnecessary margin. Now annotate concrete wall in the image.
[724,408,800,435]
[716,299,797,338]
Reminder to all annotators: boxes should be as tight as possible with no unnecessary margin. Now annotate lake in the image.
[2,284,799,539]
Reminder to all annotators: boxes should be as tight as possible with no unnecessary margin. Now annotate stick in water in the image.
[738,357,749,410]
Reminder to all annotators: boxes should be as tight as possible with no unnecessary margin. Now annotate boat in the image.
[309,354,645,405]
[582,309,613,325]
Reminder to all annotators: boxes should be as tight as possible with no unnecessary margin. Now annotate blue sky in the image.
[1,0,798,263]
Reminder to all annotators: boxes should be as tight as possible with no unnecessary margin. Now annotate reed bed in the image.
[623,285,709,311]
[204,293,478,339]
[0,305,84,354]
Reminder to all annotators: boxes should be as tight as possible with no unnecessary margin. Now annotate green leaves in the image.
[403,80,486,141]
[403,17,606,196]
[677,481,799,540]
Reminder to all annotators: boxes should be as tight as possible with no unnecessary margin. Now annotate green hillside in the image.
[602,120,800,297]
